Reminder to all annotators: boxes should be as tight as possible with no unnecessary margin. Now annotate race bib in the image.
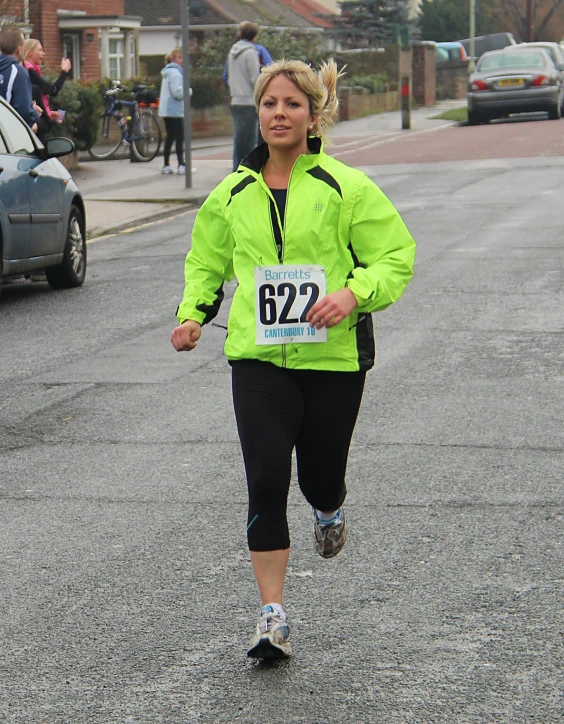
[254,265,327,345]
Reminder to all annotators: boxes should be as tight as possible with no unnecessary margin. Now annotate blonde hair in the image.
[254,58,345,140]
[165,47,182,64]
[22,38,41,60]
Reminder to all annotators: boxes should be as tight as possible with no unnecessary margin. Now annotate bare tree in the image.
[495,0,564,40]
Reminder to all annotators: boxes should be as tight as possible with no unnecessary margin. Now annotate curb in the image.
[86,202,200,240]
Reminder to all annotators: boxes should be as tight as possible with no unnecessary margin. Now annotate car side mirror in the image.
[44,136,75,158]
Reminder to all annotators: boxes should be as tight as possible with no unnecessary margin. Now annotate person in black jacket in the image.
[22,39,70,130]
[30,83,50,143]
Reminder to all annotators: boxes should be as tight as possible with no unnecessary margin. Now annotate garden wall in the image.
[436,62,469,101]
[338,88,400,122]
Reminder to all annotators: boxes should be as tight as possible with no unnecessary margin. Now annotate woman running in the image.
[171,58,416,659]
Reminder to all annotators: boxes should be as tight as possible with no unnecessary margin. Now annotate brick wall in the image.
[1,0,25,20]
[436,61,469,101]
[412,42,436,107]
[338,87,399,122]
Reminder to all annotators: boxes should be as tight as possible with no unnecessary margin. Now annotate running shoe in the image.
[313,507,347,558]
[247,604,291,659]
[162,165,174,174]
[177,164,186,174]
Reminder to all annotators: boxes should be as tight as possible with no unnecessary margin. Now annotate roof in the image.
[275,0,335,28]
[125,0,327,28]
[124,0,225,26]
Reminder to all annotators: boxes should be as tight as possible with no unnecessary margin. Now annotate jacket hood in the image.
[229,40,256,59]
[161,62,182,77]
[0,54,19,73]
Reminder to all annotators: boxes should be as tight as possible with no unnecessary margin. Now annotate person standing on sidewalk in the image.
[171,59,416,659]
[159,48,186,175]
[226,21,261,171]
[0,26,38,131]
[22,39,71,130]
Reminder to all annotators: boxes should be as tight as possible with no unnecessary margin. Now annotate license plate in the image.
[498,78,524,87]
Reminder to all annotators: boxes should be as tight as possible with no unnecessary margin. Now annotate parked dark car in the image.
[0,96,86,297]
[458,32,516,61]
[467,48,563,125]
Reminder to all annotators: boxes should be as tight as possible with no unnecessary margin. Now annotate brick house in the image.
[1,0,142,79]
[2,0,335,81]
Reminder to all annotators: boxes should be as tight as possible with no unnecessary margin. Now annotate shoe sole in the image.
[247,636,291,660]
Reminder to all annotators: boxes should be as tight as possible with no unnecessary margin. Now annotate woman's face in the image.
[27,43,44,65]
[173,54,183,66]
[258,74,314,156]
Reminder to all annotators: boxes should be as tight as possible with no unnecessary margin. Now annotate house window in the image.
[62,34,81,79]
[109,38,124,80]
[129,34,136,77]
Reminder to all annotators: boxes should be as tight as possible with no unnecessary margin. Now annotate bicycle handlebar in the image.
[105,81,148,97]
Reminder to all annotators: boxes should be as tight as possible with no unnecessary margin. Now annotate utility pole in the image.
[469,0,476,73]
[526,0,534,42]
[180,0,192,187]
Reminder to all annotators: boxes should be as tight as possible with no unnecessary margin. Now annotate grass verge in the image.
[429,107,468,122]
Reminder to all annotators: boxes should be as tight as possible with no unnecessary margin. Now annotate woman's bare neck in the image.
[262,147,306,189]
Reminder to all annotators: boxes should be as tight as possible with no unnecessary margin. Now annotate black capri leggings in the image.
[231,359,366,552]
[163,117,184,166]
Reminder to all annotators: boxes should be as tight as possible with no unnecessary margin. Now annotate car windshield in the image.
[478,51,546,71]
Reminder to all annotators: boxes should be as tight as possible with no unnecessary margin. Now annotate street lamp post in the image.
[180,0,192,187]
[469,0,476,73]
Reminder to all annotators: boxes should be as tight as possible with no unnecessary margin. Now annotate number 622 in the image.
[258,282,320,325]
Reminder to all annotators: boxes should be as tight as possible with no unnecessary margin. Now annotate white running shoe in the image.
[247,604,291,659]
[177,164,186,174]
[162,165,174,174]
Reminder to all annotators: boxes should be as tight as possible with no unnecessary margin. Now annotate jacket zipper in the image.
[265,163,297,368]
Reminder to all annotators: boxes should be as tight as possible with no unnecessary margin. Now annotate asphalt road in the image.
[1,116,563,723]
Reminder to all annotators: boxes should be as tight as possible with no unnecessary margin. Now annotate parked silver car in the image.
[511,41,564,111]
[0,96,86,297]
[467,48,563,125]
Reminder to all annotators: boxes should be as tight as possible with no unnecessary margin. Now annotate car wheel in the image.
[467,110,481,126]
[548,103,561,120]
[46,206,87,289]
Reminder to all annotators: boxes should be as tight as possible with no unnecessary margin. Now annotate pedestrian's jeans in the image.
[230,105,258,171]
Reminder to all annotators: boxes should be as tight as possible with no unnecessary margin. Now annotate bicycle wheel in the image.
[131,109,162,162]
[88,114,123,160]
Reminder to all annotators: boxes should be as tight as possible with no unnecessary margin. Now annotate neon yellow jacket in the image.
[177,139,416,371]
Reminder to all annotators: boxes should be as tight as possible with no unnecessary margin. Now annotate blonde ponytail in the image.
[165,47,182,64]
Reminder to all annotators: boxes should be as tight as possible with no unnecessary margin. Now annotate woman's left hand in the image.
[306,287,358,329]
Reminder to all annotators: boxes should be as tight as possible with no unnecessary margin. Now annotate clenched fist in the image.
[171,320,201,351]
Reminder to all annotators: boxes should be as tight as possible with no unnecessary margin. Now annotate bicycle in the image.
[88,81,162,162]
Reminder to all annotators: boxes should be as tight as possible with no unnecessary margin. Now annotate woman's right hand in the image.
[171,320,201,351]
[61,58,72,73]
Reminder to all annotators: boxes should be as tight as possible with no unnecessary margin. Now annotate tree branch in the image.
[536,0,564,37]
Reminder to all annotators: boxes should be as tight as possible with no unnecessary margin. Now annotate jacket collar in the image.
[240,135,323,175]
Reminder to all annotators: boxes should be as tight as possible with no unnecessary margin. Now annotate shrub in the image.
[43,74,102,151]
[191,75,228,109]
[346,73,388,93]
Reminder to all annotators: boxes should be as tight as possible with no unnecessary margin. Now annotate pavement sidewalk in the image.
[78,99,464,238]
